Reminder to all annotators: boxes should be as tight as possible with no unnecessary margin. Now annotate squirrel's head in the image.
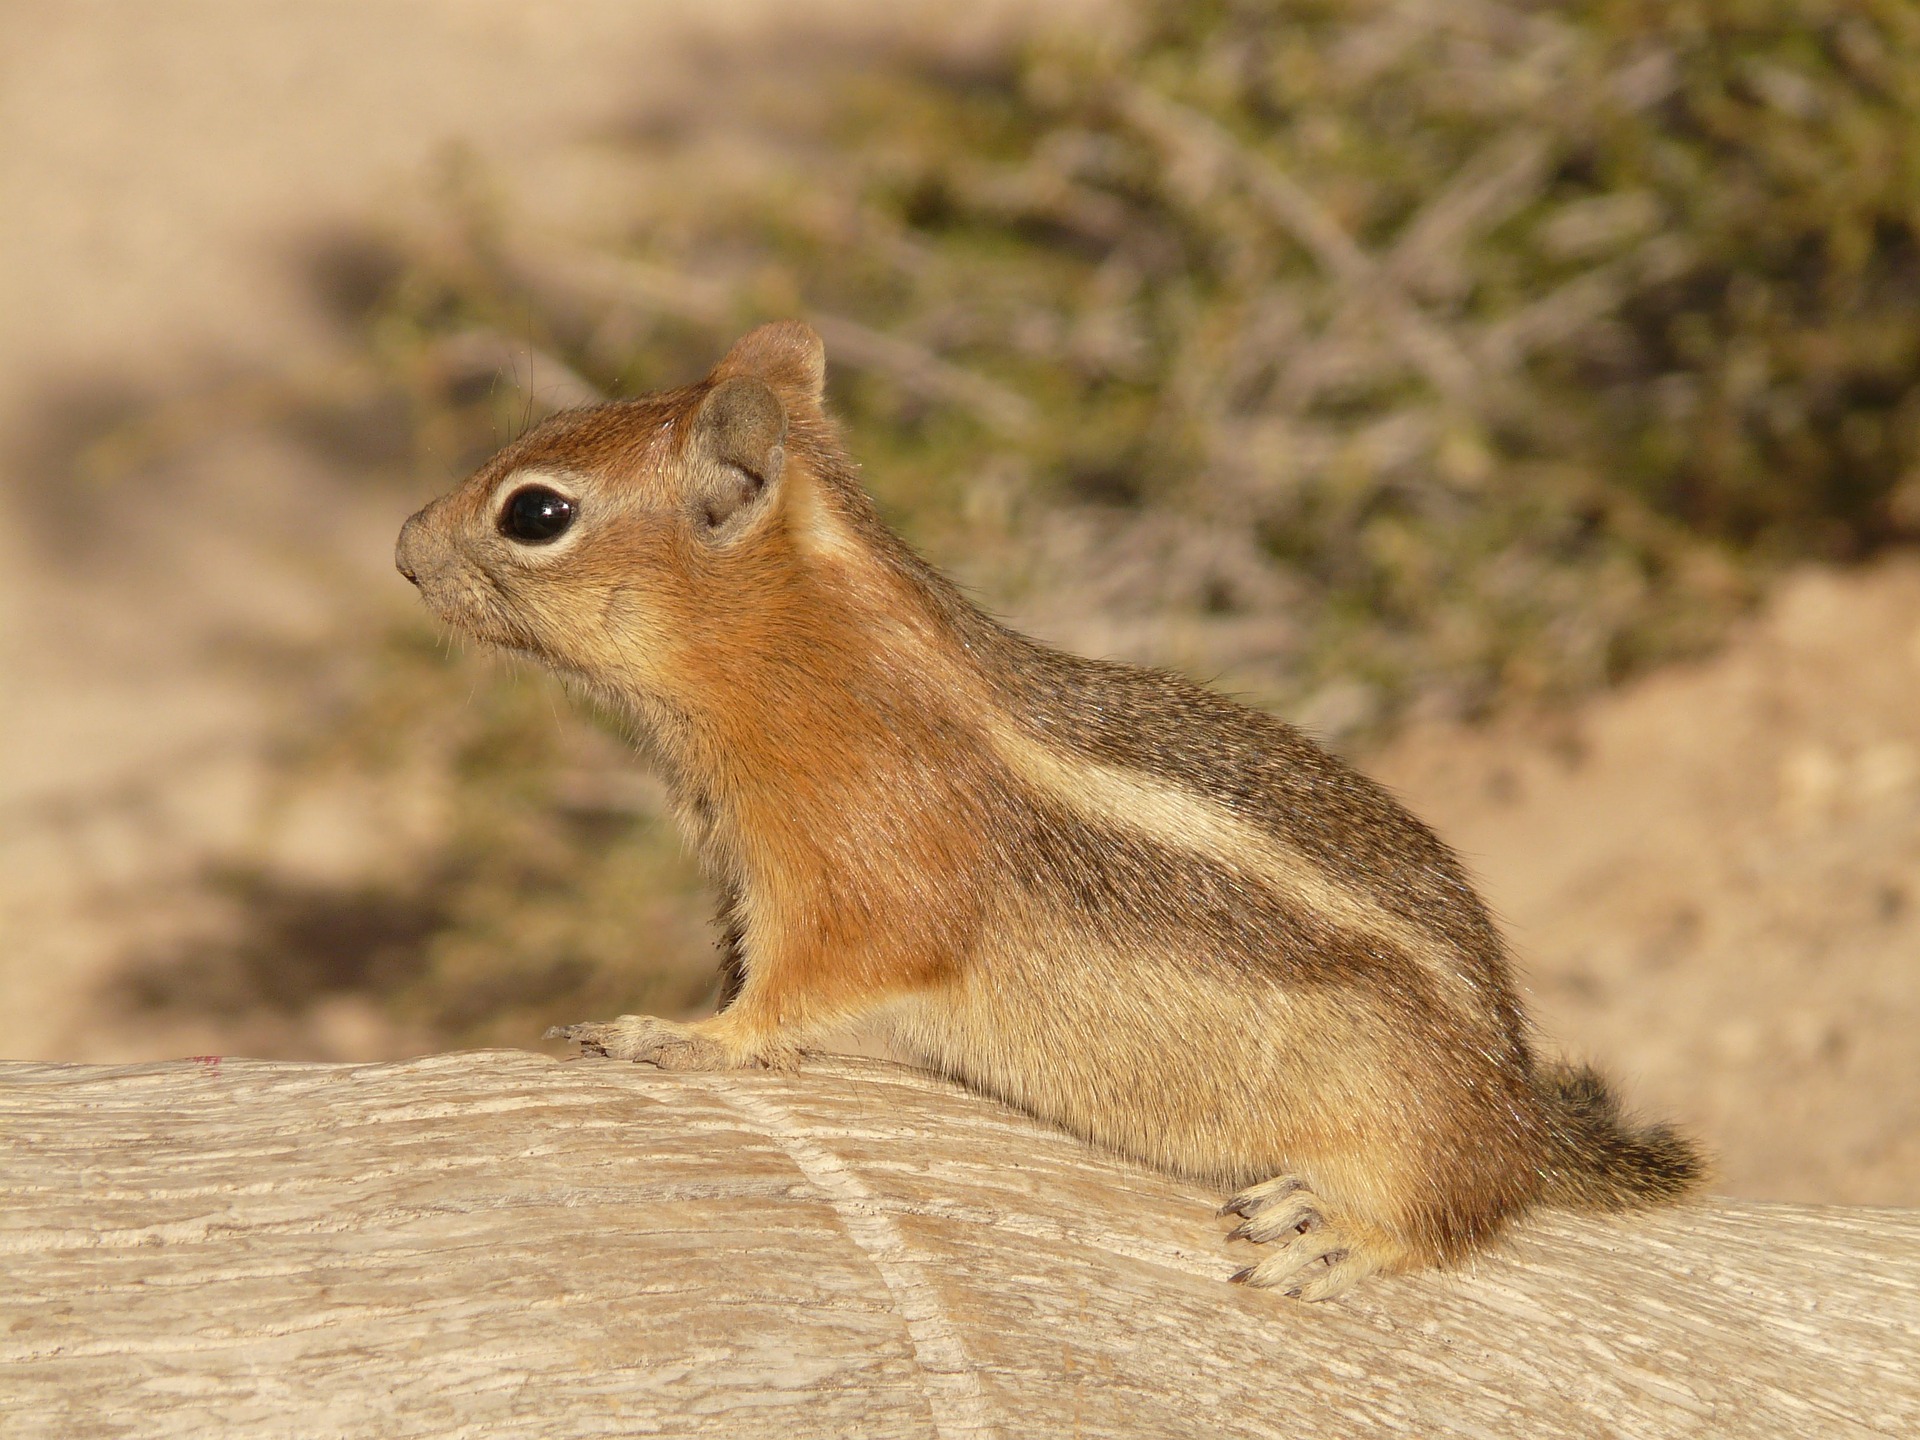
[395,322,849,695]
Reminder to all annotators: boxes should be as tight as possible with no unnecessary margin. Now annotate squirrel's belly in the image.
[878,927,1429,1188]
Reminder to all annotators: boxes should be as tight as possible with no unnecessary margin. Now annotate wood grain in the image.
[2,1051,1914,1438]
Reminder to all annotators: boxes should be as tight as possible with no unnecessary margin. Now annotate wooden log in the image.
[1,1050,1913,1438]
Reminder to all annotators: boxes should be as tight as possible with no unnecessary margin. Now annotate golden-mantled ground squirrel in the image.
[396,322,1702,1299]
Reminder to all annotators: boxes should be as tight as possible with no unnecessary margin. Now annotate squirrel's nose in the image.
[394,514,425,587]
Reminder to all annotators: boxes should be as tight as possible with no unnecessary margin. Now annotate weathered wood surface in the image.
[1,1051,1914,1439]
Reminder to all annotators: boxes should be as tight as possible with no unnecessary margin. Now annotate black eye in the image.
[498,486,576,544]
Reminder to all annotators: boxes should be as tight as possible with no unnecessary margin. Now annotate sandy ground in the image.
[1,2,1914,1208]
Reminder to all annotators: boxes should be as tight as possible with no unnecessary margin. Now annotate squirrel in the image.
[394,321,1704,1300]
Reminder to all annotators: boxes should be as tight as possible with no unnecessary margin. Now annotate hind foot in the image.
[1219,1175,1383,1301]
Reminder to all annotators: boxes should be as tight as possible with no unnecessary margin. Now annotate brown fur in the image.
[396,322,1705,1298]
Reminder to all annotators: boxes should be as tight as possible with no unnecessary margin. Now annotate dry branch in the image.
[1114,84,1483,406]
[521,241,1035,435]
[2,1050,1915,1439]
[431,329,606,415]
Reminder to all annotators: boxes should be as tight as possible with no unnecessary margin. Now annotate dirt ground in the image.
[1,3,1914,1209]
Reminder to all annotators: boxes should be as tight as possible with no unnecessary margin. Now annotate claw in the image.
[1227,1193,1321,1244]
[1220,1174,1306,1221]
[1235,1231,1361,1294]
[546,1022,611,1055]
[1230,1217,1306,1243]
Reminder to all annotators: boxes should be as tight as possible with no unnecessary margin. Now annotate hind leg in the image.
[1220,1175,1404,1301]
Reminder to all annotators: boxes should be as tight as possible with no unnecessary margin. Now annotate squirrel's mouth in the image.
[419,579,525,653]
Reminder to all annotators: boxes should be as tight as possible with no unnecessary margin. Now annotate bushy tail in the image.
[1534,1062,1707,1210]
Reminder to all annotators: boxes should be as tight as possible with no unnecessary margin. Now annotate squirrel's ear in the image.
[686,375,789,536]
[710,321,826,412]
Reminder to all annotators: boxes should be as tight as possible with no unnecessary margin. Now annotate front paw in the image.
[545,1015,754,1071]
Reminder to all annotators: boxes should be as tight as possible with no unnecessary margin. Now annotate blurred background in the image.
[2,0,1916,1206]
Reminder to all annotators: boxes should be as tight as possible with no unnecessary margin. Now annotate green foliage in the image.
[130,622,719,1048]
[304,627,720,1044]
